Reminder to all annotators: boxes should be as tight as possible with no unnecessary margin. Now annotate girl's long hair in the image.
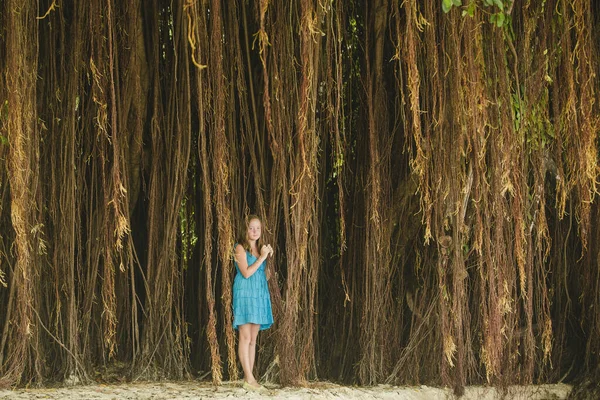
[237,214,262,252]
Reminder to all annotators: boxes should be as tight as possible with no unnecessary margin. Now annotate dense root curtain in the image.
[0,0,599,389]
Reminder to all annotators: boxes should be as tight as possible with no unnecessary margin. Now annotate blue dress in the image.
[232,245,274,330]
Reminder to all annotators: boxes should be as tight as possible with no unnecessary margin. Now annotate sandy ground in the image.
[0,381,572,399]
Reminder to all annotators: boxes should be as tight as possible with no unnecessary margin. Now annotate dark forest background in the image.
[1,0,600,392]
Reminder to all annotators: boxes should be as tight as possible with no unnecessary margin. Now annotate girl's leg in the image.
[238,324,256,384]
[249,323,260,380]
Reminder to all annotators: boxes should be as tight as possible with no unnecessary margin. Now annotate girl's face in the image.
[247,218,262,241]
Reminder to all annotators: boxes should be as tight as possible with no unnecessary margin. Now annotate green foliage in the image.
[442,0,511,28]
[489,11,505,27]
[462,2,476,17]
[442,0,462,14]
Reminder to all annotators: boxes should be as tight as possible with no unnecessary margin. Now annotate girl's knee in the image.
[238,327,251,343]
[239,334,250,344]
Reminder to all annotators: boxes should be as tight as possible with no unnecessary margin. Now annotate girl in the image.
[232,215,274,391]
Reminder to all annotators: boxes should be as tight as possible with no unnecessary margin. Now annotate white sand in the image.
[0,381,572,399]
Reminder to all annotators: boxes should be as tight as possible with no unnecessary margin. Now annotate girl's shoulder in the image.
[234,243,248,254]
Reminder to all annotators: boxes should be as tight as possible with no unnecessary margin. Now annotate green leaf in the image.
[467,1,476,16]
[489,13,497,24]
[0,135,7,145]
[483,0,493,6]
[493,0,505,11]
[442,0,453,13]
[452,0,462,6]
[496,12,505,27]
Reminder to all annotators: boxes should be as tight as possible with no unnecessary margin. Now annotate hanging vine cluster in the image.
[0,0,599,391]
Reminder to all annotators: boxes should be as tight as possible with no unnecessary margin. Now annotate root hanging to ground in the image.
[1,0,600,389]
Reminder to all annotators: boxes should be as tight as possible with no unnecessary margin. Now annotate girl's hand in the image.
[260,245,270,257]
[267,244,274,257]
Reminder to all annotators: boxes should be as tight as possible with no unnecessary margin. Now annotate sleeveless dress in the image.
[232,245,274,330]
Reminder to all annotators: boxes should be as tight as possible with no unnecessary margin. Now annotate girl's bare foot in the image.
[243,380,268,392]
